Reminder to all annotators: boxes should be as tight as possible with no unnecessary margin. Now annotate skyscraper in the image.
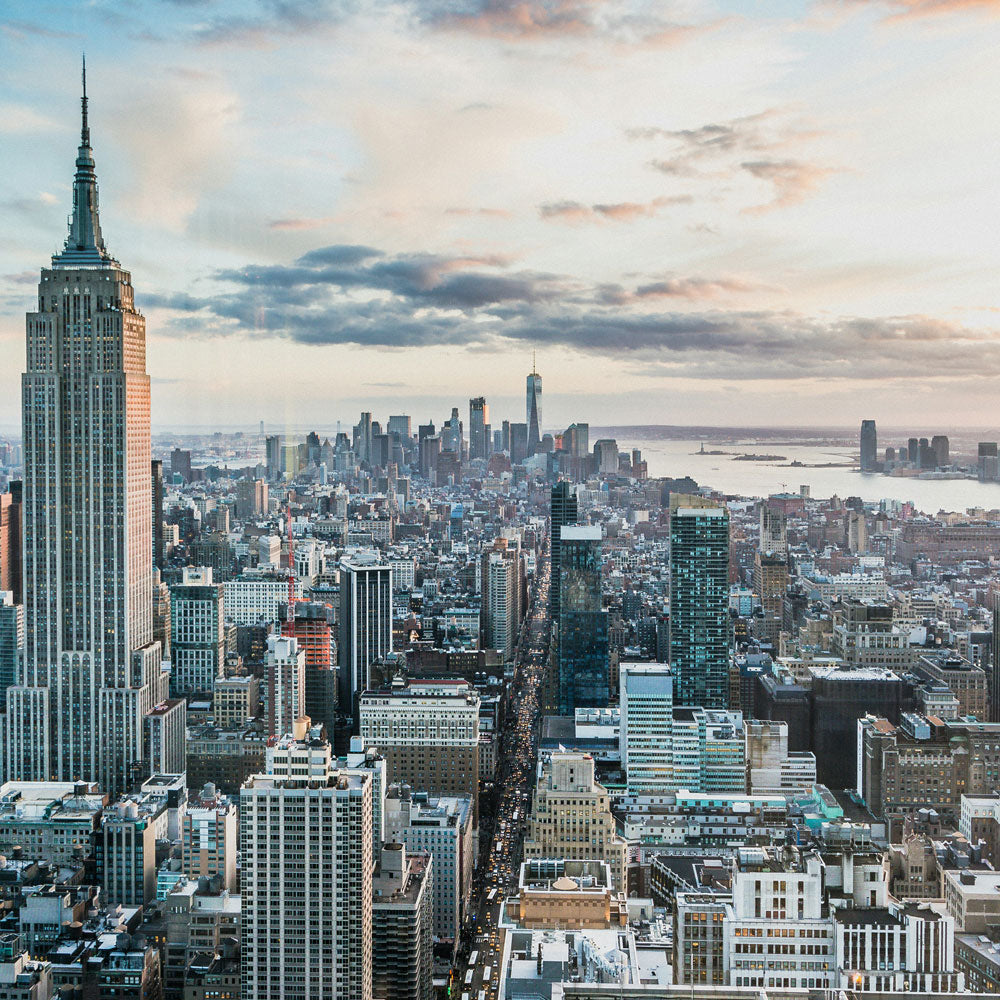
[150,459,165,570]
[931,434,950,468]
[468,397,489,460]
[550,481,578,621]
[526,360,542,455]
[669,495,730,709]
[482,543,521,661]
[170,567,225,695]
[339,559,393,714]
[12,65,166,794]
[860,419,877,472]
[266,634,306,737]
[0,593,22,714]
[241,751,373,999]
[557,526,608,714]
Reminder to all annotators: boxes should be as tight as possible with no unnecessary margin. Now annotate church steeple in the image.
[52,56,116,268]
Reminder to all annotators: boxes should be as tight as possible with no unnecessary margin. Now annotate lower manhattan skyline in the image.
[2,0,1000,429]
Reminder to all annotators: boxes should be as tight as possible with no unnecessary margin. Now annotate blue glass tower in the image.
[558,525,608,713]
[669,496,730,709]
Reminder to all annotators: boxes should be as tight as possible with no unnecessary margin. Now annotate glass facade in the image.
[558,528,608,714]
[670,503,730,709]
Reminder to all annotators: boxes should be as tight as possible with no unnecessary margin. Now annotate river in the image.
[616,437,1000,512]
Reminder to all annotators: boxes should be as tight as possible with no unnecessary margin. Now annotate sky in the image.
[2,0,1000,433]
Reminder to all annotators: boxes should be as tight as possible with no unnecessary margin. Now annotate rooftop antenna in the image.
[81,53,89,145]
[531,349,537,375]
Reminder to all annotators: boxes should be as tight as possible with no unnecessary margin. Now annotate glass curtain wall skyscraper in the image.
[860,420,878,472]
[7,65,166,795]
[669,495,730,710]
[557,525,608,713]
[526,361,542,456]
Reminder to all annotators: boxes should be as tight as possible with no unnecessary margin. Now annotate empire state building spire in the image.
[53,55,115,267]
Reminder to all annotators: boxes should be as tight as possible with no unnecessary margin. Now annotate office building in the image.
[469,397,489,461]
[618,663,674,794]
[508,422,528,464]
[753,551,787,644]
[759,503,787,558]
[235,478,268,520]
[170,567,225,695]
[384,788,474,950]
[371,844,434,1000]
[0,593,22,713]
[482,542,521,661]
[593,438,619,475]
[860,419,877,472]
[915,651,987,719]
[151,459,164,570]
[979,442,999,481]
[558,526,608,714]
[745,720,817,795]
[669,495,730,710]
[240,758,373,999]
[265,634,305,738]
[0,781,103,862]
[0,493,21,604]
[163,878,240,1000]
[858,713,1000,826]
[339,559,392,714]
[15,71,166,796]
[931,434,950,467]
[550,481,577,621]
[359,680,480,826]
[224,573,302,626]
[282,600,337,732]
[213,675,260,727]
[523,752,627,891]
[171,448,192,483]
[182,783,238,890]
[526,362,542,455]
[144,699,186,775]
[97,797,164,907]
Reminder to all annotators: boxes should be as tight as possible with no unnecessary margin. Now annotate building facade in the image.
[669,496,729,709]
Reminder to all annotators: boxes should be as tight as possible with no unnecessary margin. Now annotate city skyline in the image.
[2,1,1000,429]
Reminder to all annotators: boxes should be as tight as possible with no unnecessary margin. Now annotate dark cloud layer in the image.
[142,242,1000,382]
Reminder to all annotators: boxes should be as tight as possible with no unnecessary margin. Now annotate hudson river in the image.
[619,438,1000,512]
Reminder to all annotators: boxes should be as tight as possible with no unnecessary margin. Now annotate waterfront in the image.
[620,437,1000,511]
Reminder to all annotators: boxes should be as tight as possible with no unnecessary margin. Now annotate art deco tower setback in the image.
[8,64,166,794]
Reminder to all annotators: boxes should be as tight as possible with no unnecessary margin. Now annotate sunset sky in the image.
[2,0,999,431]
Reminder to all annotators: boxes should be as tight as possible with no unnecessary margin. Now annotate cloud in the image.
[0,18,79,39]
[417,0,608,39]
[143,240,1000,384]
[632,110,833,210]
[444,206,513,218]
[740,159,838,210]
[415,0,717,46]
[189,0,353,46]
[268,216,337,231]
[539,195,691,223]
[856,0,1000,20]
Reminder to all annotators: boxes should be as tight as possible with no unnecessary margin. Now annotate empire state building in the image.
[6,65,168,795]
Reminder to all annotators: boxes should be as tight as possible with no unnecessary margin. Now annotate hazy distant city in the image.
[5,2,1000,1000]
